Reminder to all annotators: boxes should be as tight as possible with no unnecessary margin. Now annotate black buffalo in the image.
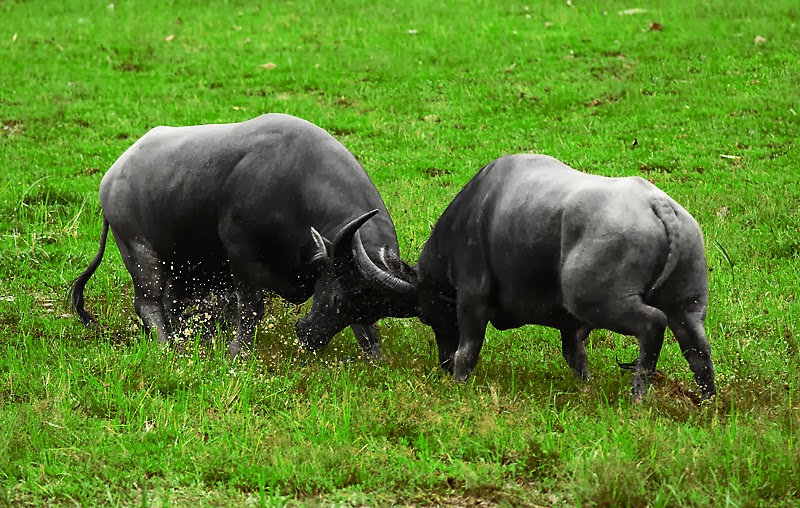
[354,154,716,401]
[69,113,411,359]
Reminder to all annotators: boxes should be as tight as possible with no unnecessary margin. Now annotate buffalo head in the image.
[294,210,417,356]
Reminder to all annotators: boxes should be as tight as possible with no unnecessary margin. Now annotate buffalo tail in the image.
[647,197,681,299]
[68,217,109,326]
[615,355,639,371]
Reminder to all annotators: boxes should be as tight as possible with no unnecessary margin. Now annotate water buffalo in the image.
[354,154,715,401]
[69,113,412,359]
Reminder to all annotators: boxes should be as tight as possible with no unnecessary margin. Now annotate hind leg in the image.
[570,295,667,402]
[134,292,170,344]
[116,239,171,344]
[668,306,715,400]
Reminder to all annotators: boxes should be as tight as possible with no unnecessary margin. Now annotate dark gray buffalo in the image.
[354,154,716,401]
[69,113,412,359]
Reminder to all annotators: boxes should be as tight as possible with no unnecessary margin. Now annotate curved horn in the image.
[309,227,331,263]
[331,209,380,260]
[353,230,415,295]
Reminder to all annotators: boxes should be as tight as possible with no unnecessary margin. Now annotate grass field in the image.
[1,0,799,505]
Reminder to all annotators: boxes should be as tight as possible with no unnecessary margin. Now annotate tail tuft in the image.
[616,355,639,371]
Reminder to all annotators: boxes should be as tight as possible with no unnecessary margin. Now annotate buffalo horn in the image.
[332,209,380,259]
[353,230,415,295]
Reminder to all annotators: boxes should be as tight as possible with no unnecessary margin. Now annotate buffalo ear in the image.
[310,227,333,267]
[379,245,418,284]
[353,230,415,297]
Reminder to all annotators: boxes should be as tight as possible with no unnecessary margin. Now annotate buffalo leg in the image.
[668,310,715,399]
[452,298,489,382]
[117,240,171,345]
[433,320,459,375]
[560,323,593,382]
[162,276,193,331]
[351,323,382,361]
[164,277,224,345]
[573,296,667,402]
[220,224,268,359]
[420,298,459,374]
[630,306,667,402]
[133,290,170,345]
[211,290,238,334]
[227,280,265,359]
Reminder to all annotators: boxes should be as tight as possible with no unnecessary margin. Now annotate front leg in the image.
[560,322,593,382]
[432,319,459,375]
[351,323,382,362]
[220,221,270,360]
[419,298,459,375]
[452,296,489,382]
[227,280,265,360]
[162,275,204,341]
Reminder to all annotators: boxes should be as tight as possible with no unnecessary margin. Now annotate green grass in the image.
[1,0,799,505]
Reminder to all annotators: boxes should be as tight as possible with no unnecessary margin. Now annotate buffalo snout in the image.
[294,316,336,352]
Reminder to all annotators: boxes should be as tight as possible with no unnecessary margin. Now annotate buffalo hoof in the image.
[361,343,383,363]
[438,358,455,376]
[227,339,252,361]
[296,339,325,354]
[699,380,716,401]
[699,395,716,407]
[630,383,652,403]
[571,368,592,383]
[700,389,716,403]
